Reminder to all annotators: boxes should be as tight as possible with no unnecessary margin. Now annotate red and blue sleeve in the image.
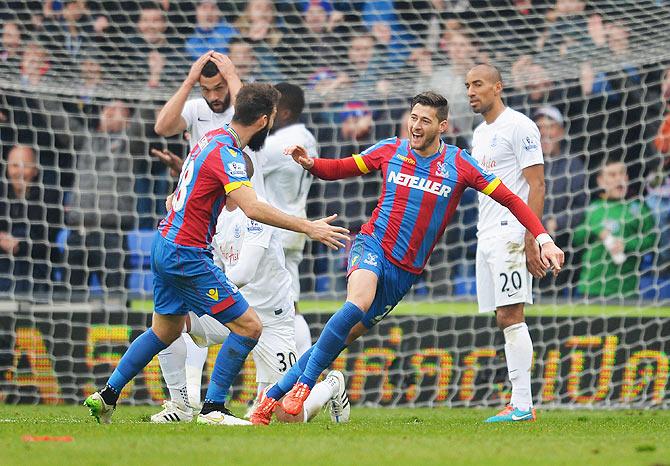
[457,149,547,237]
[309,137,401,180]
[212,143,252,194]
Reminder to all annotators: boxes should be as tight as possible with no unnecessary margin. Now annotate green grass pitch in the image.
[1,405,668,466]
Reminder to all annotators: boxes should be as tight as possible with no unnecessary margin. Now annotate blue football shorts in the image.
[151,231,249,324]
[346,233,420,328]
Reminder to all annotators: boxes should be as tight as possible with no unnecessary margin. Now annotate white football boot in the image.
[197,407,253,426]
[326,370,350,423]
[150,401,194,423]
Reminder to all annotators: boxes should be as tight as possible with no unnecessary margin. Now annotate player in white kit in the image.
[151,155,349,424]
[466,64,551,423]
[258,83,318,356]
[213,196,298,399]
[212,192,349,424]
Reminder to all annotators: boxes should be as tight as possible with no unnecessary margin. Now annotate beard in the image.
[411,132,438,152]
[206,93,231,113]
[472,100,493,115]
[247,124,271,151]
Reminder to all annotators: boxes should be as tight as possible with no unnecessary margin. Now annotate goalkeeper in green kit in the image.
[573,160,657,298]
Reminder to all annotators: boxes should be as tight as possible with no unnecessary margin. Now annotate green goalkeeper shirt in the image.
[572,197,657,298]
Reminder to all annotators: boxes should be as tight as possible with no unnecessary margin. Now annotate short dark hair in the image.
[232,83,281,126]
[349,30,375,45]
[274,82,304,121]
[411,91,449,122]
[600,158,626,172]
[201,60,218,78]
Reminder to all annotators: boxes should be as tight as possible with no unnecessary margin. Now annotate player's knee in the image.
[151,315,186,344]
[152,326,182,345]
[346,270,377,311]
[241,312,263,339]
[495,305,524,330]
[240,319,262,340]
[346,292,374,312]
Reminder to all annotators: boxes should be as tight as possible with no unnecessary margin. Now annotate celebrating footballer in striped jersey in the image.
[152,153,350,425]
[250,91,564,425]
[84,83,349,426]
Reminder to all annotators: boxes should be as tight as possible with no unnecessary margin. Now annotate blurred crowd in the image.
[1,0,670,302]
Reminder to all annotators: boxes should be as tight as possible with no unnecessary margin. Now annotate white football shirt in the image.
[181,98,235,151]
[471,107,544,238]
[181,98,266,198]
[212,203,293,316]
[260,123,318,250]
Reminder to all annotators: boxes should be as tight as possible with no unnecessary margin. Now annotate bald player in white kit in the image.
[466,64,558,423]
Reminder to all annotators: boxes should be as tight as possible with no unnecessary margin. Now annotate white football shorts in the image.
[476,231,533,313]
[188,305,297,384]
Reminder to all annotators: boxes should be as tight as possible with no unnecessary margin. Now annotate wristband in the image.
[536,233,553,246]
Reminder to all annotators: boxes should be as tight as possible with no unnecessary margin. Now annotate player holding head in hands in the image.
[84,83,349,425]
[250,91,564,425]
[466,63,554,423]
[153,50,242,158]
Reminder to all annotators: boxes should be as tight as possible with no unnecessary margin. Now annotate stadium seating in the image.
[126,229,156,295]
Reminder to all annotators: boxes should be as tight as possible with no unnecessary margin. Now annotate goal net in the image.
[1,0,669,408]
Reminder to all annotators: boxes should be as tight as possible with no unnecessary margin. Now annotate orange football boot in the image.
[281,382,311,416]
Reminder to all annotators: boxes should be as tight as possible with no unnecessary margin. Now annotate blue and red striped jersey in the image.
[159,126,251,248]
[354,137,499,274]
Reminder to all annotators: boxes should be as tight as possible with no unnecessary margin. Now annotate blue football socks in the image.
[204,332,258,404]
[106,328,168,403]
[298,301,364,388]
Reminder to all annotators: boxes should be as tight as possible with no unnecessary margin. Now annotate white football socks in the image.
[302,376,338,422]
[158,335,190,409]
[503,322,533,412]
[183,333,208,407]
[294,312,312,356]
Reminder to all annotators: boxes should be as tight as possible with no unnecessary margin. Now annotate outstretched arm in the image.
[457,148,563,274]
[227,185,349,250]
[521,164,546,279]
[284,145,371,180]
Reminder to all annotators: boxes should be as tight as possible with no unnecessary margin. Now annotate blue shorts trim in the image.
[151,231,249,325]
[346,234,420,328]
